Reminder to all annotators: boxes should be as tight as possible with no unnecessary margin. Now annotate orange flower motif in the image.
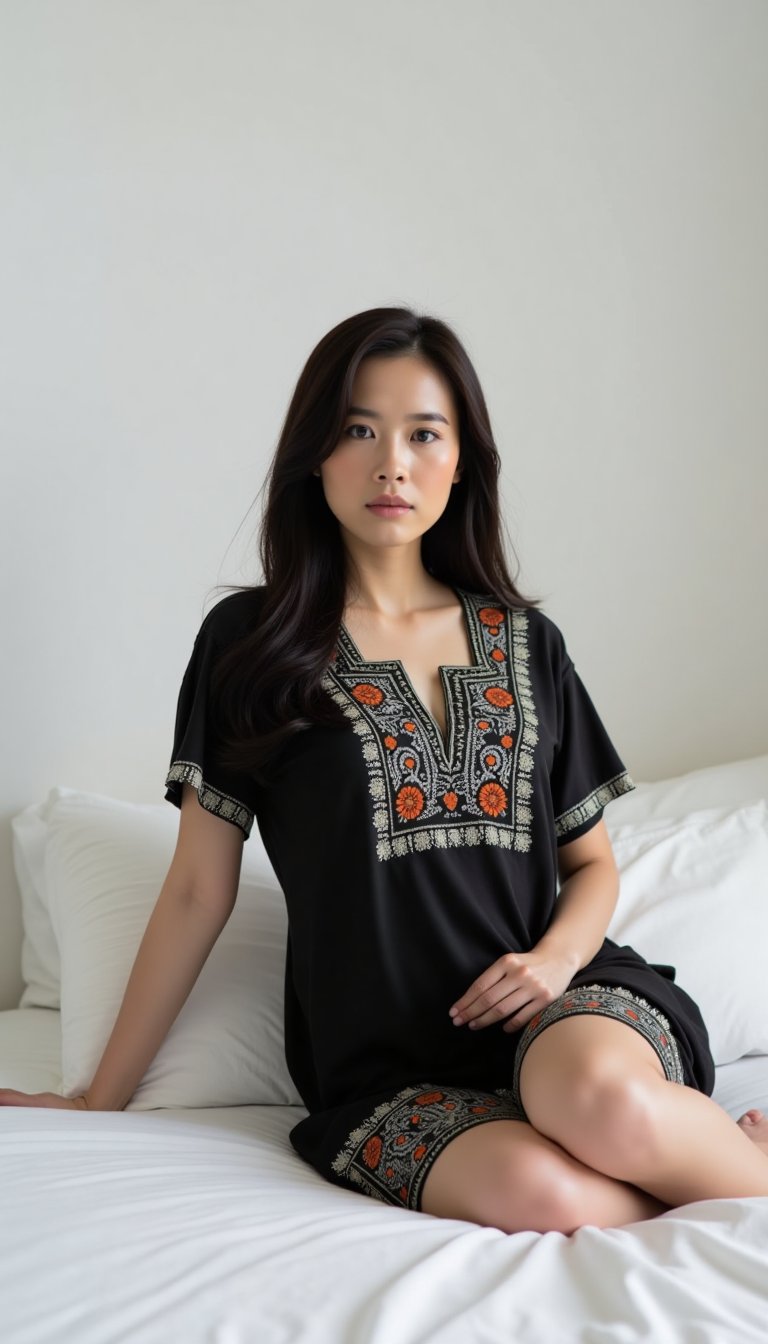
[399,1186,408,1201]
[584,1000,601,1009]
[491,649,504,662]
[484,754,497,767]
[484,687,514,709]
[478,781,507,816]
[443,1102,456,1110]
[384,735,397,750]
[404,757,415,769]
[659,1034,668,1047]
[386,1167,394,1178]
[416,1091,445,1105]
[413,1145,427,1160]
[396,785,424,820]
[488,626,500,636]
[500,735,513,748]
[624,1008,639,1020]
[529,1012,543,1030]
[478,720,490,730]
[478,607,505,626]
[352,683,384,706]
[363,1135,383,1169]
[395,1135,407,1146]
[470,1105,489,1114]
[404,721,416,732]
[443,791,458,811]
[410,1114,421,1124]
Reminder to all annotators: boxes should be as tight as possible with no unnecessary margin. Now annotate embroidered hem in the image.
[507,982,686,1105]
[330,1084,526,1212]
[329,983,685,1212]
[554,772,636,840]
[165,761,254,838]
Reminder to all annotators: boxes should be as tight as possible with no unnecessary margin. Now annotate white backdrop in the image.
[1,0,766,1006]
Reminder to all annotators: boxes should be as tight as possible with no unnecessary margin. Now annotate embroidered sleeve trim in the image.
[165,760,254,838]
[554,770,635,839]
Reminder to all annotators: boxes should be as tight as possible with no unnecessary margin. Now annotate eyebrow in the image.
[347,404,450,425]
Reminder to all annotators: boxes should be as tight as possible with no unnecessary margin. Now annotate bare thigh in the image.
[418,1115,668,1234]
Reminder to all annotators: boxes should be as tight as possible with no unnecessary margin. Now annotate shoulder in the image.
[197,586,269,649]
[469,591,568,667]
[519,605,568,654]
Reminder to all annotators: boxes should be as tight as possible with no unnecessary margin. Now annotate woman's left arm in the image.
[448,820,621,1032]
[533,818,620,974]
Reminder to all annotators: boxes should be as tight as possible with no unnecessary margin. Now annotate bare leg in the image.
[420,1117,669,1233]
[736,1109,768,1159]
[518,1016,768,1208]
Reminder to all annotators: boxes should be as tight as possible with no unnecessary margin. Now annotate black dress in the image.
[164,585,715,1210]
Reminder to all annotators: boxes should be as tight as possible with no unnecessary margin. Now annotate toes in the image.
[738,1109,764,1126]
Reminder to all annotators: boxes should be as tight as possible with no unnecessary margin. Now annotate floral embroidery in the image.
[509,982,686,1105]
[331,1084,526,1211]
[322,590,539,862]
[332,986,685,1211]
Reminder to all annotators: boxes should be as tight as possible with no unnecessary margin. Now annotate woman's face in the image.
[316,353,462,557]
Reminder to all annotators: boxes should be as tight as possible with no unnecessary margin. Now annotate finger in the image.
[450,965,512,1022]
[467,988,530,1031]
[0,1090,34,1106]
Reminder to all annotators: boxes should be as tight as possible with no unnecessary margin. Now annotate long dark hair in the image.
[208,305,542,786]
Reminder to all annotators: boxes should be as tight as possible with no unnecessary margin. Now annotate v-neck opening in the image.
[337,587,486,756]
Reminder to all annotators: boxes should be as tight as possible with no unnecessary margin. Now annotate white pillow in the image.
[608,752,768,828]
[42,788,301,1109]
[606,801,768,1066]
[11,798,62,1008]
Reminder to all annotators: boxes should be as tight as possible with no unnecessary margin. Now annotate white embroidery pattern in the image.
[165,760,254,837]
[320,591,539,862]
[555,774,635,840]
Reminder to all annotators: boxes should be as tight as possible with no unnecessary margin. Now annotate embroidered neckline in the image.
[324,594,539,861]
[336,587,487,755]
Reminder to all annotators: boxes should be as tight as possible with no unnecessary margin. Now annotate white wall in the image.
[2,0,766,1006]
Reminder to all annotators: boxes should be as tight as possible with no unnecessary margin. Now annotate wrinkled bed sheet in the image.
[2,1010,768,1344]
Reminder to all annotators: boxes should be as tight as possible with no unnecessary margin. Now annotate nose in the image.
[373,432,410,480]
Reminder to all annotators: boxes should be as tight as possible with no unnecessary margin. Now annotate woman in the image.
[3,306,768,1233]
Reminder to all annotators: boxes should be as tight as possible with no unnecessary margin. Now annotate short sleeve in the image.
[164,616,256,840]
[550,646,635,846]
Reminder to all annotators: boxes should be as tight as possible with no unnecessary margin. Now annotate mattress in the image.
[2,1008,768,1344]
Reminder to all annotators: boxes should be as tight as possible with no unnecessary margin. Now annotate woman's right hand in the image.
[0,1088,90,1110]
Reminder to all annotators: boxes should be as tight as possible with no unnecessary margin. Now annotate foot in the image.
[737,1109,768,1153]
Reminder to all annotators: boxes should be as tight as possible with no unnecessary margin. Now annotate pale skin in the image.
[3,352,767,1233]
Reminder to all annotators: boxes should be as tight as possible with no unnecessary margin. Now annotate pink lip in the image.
[366,503,413,516]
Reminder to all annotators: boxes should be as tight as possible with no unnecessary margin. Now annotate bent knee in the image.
[562,1068,662,1162]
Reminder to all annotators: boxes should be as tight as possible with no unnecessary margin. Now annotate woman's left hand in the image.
[449,948,578,1034]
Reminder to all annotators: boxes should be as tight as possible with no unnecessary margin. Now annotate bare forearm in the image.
[81,887,231,1112]
[535,859,619,975]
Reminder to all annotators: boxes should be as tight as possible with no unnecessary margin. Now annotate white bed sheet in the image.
[2,1009,768,1344]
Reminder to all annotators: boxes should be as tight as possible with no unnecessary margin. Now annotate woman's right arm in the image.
[0,783,245,1111]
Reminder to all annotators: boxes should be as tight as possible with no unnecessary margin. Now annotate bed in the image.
[3,752,768,1344]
